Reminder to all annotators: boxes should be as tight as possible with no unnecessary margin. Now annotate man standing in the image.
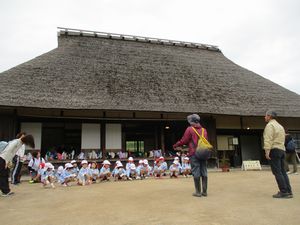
[263,110,293,198]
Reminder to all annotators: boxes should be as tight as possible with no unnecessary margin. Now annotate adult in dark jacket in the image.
[173,114,209,197]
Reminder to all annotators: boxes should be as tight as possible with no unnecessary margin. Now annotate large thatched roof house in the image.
[0,28,299,166]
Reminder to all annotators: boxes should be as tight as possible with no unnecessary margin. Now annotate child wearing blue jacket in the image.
[61,163,77,187]
[89,161,99,183]
[41,162,56,188]
[113,162,127,181]
[99,160,111,181]
[182,157,191,177]
[169,161,181,178]
[78,160,91,186]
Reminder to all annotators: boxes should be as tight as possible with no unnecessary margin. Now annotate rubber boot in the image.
[193,177,202,197]
[202,176,208,197]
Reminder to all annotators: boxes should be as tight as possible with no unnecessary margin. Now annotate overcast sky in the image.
[1,0,299,94]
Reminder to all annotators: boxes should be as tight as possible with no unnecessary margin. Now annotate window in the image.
[126,141,144,153]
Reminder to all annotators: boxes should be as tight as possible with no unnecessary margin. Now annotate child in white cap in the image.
[143,159,152,178]
[71,160,79,176]
[77,160,91,186]
[89,161,99,183]
[61,163,77,187]
[127,164,137,180]
[41,162,56,188]
[136,160,145,179]
[99,160,111,181]
[113,161,127,181]
[125,157,134,177]
[56,165,64,184]
[182,157,191,177]
[169,161,181,178]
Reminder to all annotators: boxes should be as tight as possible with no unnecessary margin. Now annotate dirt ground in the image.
[1,170,299,225]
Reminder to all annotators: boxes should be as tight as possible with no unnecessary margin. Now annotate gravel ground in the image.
[1,170,299,225]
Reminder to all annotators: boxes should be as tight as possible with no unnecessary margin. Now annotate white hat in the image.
[57,166,64,172]
[128,157,133,161]
[130,164,136,170]
[81,160,88,165]
[71,160,77,164]
[116,162,123,167]
[143,159,149,165]
[65,163,73,169]
[139,160,144,164]
[184,157,189,160]
[159,156,164,160]
[103,160,111,165]
[45,162,54,170]
[173,160,179,165]
[174,157,179,160]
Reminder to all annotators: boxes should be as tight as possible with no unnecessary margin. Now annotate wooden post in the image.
[101,122,106,159]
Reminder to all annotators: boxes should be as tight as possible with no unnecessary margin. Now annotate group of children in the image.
[31,156,192,188]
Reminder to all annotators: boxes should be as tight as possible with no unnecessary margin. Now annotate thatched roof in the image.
[0,28,299,117]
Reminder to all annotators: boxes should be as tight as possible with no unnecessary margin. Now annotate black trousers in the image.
[11,156,23,184]
[270,149,292,193]
[190,155,207,178]
[0,157,10,194]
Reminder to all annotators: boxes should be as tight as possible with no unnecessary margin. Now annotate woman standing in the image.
[173,114,210,197]
[0,134,35,196]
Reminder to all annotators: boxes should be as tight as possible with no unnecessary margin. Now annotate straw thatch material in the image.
[0,30,299,117]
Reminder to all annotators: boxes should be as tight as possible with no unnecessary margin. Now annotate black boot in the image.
[202,176,208,197]
[193,177,201,197]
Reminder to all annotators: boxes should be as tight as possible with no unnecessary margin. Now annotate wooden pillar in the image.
[0,114,17,141]
[160,125,165,155]
[206,116,217,157]
[101,122,106,159]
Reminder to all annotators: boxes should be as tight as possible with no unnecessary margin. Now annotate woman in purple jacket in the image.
[173,114,209,197]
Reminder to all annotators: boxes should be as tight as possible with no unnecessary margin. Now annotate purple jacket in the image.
[173,124,208,156]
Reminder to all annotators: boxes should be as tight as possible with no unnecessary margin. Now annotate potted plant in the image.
[219,156,230,172]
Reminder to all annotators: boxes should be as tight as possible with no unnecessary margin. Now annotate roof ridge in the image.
[57,27,220,52]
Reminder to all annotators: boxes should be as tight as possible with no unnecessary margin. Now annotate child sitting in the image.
[99,160,111,181]
[113,162,127,181]
[89,161,99,183]
[56,166,64,184]
[41,162,56,188]
[127,164,137,181]
[169,161,181,178]
[71,160,79,176]
[136,160,145,179]
[181,157,191,177]
[61,163,77,187]
[78,160,91,186]
[125,157,134,176]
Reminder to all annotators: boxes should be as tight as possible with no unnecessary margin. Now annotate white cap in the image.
[65,163,73,169]
[103,160,111,165]
[139,160,144,164]
[143,159,149,165]
[57,166,64,172]
[174,157,179,160]
[159,156,164,160]
[117,162,123,167]
[45,162,54,170]
[81,160,88,165]
[128,157,133,161]
[71,160,77,164]
[130,164,136,170]
[184,157,189,160]
[173,160,179,165]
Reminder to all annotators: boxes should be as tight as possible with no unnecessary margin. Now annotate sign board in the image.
[241,160,262,171]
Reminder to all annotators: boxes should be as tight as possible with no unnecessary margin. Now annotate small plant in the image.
[219,157,230,172]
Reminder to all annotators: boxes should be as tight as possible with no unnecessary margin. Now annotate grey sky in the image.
[1,0,299,94]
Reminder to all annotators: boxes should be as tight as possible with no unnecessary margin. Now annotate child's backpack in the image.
[0,141,8,153]
[286,139,297,153]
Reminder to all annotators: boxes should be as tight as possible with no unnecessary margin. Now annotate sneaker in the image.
[202,192,208,197]
[293,172,298,175]
[287,171,292,174]
[272,192,292,198]
[29,180,35,184]
[2,191,15,197]
[50,183,55,189]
